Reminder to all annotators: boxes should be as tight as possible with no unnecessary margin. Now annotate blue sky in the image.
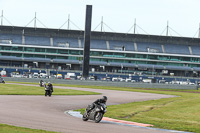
[0,0,200,37]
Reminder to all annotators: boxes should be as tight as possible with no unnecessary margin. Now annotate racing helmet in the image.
[102,96,107,102]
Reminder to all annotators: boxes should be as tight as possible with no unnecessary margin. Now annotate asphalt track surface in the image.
[0,83,176,133]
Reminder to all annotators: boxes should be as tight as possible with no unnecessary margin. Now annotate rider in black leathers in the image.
[93,96,107,104]
[86,96,107,114]
[39,80,44,87]
[45,82,53,97]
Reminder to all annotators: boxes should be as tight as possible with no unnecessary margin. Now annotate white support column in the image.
[50,37,53,46]
[134,42,138,52]
[161,44,165,53]
[78,39,82,48]
[106,41,110,50]
[22,35,25,44]
[188,45,193,55]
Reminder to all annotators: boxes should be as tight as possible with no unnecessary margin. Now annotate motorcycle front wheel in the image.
[82,112,89,121]
[94,112,103,123]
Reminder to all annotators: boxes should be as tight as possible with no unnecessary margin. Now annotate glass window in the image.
[57,49,68,54]
[46,55,56,59]
[57,56,67,59]
[148,55,157,59]
[69,50,80,55]
[35,48,45,53]
[1,53,11,56]
[68,56,77,60]
[46,49,57,53]
[91,51,101,56]
[136,54,146,59]
[24,54,34,57]
[24,47,35,52]
[11,46,23,51]
[2,46,11,50]
[11,53,22,57]
[35,55,45,58]
[126,53,135,58]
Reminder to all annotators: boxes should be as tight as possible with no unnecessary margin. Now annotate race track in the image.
[0,83,176,133]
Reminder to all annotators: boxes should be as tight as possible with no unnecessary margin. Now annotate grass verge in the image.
[0,123,57,133]
[76,91,200,132]
[4,81,200,132]
[0,84,99,95]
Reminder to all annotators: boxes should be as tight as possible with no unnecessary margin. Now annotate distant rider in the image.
[39,80,44,87]
[86,96,107,114]
[45,82,53,97]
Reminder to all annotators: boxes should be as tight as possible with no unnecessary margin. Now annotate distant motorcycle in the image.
[0,78,5,84]
[45,84,53,97]
[82,103,107,123]
[39,81,46,87]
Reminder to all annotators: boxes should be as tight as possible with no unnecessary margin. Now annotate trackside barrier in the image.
[4,77,198,90]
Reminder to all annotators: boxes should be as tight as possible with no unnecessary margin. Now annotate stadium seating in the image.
[193,67,200,71]
[0,33,22,44]
[137,64,165,69]
[90,61,107,66]
[137,42,162,53]
[53,37,79,48]
[164,44,190,55]
[138,64,154,69]
[0,55,22,61]
[165,65,191,71]
[121,63,137,67]
[23,57,51,62]
[154,65,164,69]
[109,62,136,67]
[25,36,50,46]
[109,40,135,51]
[90,39,107,50]
[190,45,200,55]
[53,59,79,64]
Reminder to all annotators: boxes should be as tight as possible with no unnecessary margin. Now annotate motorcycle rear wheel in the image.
[94,112,103,123]
[82,112,89,121]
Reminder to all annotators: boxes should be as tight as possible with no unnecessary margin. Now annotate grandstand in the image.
[0,25,200,77]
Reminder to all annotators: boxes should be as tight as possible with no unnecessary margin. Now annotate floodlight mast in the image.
[82,5,92,79]
[198,23,200,38]
[34,12,36,29]
[134,18,136,34]
[166,21,169,36]
[101,16,103,32]
[68,14,70,30]
[1,10,3,25]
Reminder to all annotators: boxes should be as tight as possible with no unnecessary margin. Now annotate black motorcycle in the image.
[45,85,52,97]
[0,78,5,84]
[39,81,45,87]
[82,103,107,123]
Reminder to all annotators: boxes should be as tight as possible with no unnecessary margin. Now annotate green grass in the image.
[0,123,58,133]
[0,84,99,95]
[4,81,200,132]
[105,94,200,132]
[76,91,200,132]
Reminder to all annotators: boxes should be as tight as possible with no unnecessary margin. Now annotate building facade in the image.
[1,25,200,77]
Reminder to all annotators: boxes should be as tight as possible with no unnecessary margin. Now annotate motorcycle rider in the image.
[0,78,5,83]
[45,82,53,97]
[39,80,44,87]
[86,96,107,115]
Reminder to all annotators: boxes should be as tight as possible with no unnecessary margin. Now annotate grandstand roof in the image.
[0,25,200,45]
